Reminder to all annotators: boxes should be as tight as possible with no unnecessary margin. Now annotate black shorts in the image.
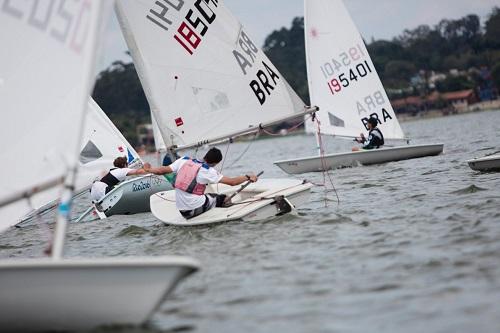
[179,194,226,219]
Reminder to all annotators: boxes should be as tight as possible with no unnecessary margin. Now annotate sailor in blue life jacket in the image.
[352,117,385,151]
[162,152,179,184]
[162,153,176,166]
[90,156,151,202]
[145,147,258,219]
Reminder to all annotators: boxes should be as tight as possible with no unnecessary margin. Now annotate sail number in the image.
[1,0,92,54]
[327,61,373,96]
[232,30,281,106]
[173,0,219,55]
[320,44,366,78]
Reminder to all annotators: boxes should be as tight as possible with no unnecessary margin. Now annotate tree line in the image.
[93,7,500,145]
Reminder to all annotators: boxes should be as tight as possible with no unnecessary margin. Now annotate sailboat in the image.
[467,153,500,172]
[114,0,315,226]
[274,0,444,174]
[0,1,198,330]
[19,97,146,225]
[75,99,173,222]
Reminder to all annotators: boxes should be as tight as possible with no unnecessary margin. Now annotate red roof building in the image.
[391,89,478,114]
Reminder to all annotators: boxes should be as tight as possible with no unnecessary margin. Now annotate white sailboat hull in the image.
[467,153,500,172]
[76,175,172,222]
[150,179,313,226]
[274,144,444,174]
[0,256,199,332]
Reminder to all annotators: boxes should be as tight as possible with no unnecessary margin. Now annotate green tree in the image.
[263,17,309,103]
[492,63,500,89]
[384,60,416,82]
[367,40,406,78]
[485,7,500,48]
[435,75,475,92]
[437,15,481,52]
[92,60,150,146]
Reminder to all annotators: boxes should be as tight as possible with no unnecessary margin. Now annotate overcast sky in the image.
[99,0,499,70]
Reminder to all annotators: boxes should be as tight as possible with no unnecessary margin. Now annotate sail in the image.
[115,0,307,150]
[21,97,142,221]
[0,1,107,232]
[151,111,167,152]
[77,98,143,187]
[304,0,404,140]
[81,98,142,169]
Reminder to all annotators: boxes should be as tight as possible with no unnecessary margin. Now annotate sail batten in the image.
[304,0,404,140]
[115,0,307,149]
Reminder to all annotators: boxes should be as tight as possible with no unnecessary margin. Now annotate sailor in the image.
[90,156,150,202]
[161,152,178,184]
[145,147,258,219]
[352,117,385,151]
[162,154,173,166]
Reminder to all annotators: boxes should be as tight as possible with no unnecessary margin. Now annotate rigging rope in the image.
[226,133,258,169]
[258,113,314,137]
[314,117,340,206]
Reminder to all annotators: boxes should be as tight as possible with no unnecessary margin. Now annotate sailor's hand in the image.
[143,162,152,169]
[246,174,258,183]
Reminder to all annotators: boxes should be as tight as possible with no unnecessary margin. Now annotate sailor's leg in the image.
[180,195,217,219]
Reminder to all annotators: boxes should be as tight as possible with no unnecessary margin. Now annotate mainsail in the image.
[80,98,142,170]
[151,111,167,152]
[115,0,308,150]
[0,1,107,232]
[75,98,142,193]
[20,98,143,222]
[304,0,404,140]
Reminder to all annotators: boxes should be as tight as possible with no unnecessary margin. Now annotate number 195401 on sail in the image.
[325,61,373,96]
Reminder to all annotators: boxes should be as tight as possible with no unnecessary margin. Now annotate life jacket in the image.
[174,158,209,195]
[100,168,120,187]
[369,128,385,148]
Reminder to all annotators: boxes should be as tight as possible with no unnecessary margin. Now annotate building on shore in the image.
[392,89,481,115]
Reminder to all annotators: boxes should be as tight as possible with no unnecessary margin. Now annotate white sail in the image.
[115,0,307,150]
[77,98,143,186]
[304,0,404,140]
[0,1,107,232]
[151,111,167,152]
[81,98,142,169]
[20,98,142,221]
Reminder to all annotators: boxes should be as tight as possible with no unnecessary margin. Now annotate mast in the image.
[304,0,322,157]
[52,2,106,260]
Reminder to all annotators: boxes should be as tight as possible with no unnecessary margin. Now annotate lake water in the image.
[1,110,499,333]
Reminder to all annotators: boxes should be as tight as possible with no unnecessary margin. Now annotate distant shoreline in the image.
[138,101,500,152]
[397,100,500,123]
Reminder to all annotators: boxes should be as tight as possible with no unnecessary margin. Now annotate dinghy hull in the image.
[76,175,172,222]
[150,179,313,226]
[0,256,198,332]
[467,153,500,172]
[274,144,444,174]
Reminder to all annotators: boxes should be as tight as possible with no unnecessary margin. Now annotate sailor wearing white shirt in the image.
[90,156,150,202]
[145,148,258,219]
